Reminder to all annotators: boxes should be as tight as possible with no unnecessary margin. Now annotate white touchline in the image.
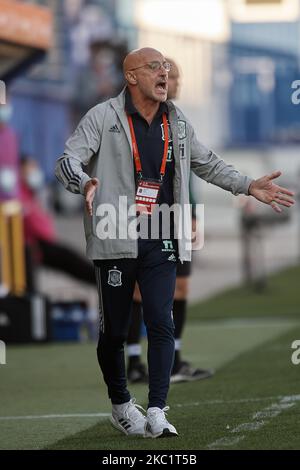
[0,413,110,421]
[1,395,300,422]
[207,395,300,449]
[208,436,246,448]
[175,395,284,408]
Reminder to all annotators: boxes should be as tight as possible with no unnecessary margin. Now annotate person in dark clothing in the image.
[20,157,95,291]
[126,59,214,384]
[55,47,294,438]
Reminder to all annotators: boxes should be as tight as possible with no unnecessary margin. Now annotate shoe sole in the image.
[110,416,146,437]
[170,370,215,384]
[145,428,178,438]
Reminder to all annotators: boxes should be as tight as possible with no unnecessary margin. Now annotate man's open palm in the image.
[249,170,295,213]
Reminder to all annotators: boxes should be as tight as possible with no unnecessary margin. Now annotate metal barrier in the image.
[239,196,290,292]
[0,200,26,296]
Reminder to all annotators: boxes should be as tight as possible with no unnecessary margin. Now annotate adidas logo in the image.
[168,254,177,262]
[118,418,131,431]
[109,124,120,133]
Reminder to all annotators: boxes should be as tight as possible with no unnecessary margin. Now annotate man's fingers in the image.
[268,170,282,181]
[270,201,282,213]
[86,200,92,216]
[274,194,295,205]
[86,189,95,201]
[274,198,293,208]
[276,186,295,197]
[86,185,97,201]
[85,188,96,216]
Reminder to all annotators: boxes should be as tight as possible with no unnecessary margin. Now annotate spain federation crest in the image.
[178,120,187,140]
[108,267,122,287]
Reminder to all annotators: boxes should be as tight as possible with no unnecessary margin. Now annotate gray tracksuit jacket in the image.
[55,88,253,262]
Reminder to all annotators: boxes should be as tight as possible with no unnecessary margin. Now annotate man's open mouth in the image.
[155,81,167,93]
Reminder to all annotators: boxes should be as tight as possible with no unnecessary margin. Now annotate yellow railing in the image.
[0,200,26,296]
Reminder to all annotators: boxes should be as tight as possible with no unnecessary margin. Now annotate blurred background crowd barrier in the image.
[0,0,299,343]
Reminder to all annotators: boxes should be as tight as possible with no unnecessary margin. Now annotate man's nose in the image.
[159,66,167,77]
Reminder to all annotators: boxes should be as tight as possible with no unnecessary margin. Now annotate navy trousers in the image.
[94,238,178,409]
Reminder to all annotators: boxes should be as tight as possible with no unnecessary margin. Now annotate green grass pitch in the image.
[0,266,300,450]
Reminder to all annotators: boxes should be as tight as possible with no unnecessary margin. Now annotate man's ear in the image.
[125,71,137,85]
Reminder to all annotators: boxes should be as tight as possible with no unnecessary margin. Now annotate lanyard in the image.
[127,113,169,181]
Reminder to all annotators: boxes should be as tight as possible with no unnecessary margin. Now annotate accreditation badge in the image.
[135,178,162,215]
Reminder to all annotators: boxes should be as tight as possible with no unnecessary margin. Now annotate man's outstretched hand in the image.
[248,171,295,213]
[84,178,99,216]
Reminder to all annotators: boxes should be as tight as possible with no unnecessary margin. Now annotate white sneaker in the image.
[145,406,178,438]
[110,398,146,436]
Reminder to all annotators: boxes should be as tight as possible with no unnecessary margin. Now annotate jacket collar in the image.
[109,87,178,156]
[125,88,168,118]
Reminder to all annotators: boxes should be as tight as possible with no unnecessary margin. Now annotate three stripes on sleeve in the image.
[58,156,83,194]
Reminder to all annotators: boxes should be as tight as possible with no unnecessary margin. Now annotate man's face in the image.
[21,159,39,181]
[167,65,180,100]
[131,51,168,102]
[0,103,12,126]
